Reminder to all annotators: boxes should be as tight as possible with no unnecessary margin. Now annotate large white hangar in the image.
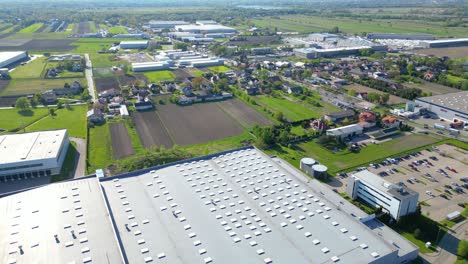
[415,91,468,122]
[0,51,28,69]
[0,147,418,264]
[0,129,70,181]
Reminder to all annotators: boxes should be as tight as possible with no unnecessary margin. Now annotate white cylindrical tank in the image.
[300,158,316,175]
[312,164,328,178]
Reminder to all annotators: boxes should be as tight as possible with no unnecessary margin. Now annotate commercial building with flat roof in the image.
[119,41,148,49]
[347,170,419,220]
[294,46,384,59]
[0,130,70,181]
[0,147,418,264]
[148,20,189,28]
[415,91,468,122]
[367,33,436,40]
[175,24,237,34]
[326,124,363,139]
[0,51,28,68]
[420,38,468,48]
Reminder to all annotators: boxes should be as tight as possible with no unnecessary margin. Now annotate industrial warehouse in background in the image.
[0,147,418,264]
[0,51,29,69]
[0,129,70,182]
[415,91,468,123]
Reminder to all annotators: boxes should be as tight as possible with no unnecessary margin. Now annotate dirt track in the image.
[109,122,135,159]
[157,103,244,145]
[132,111,174,149]
[217,99,273,128]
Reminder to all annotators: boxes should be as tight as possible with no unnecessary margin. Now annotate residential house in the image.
[359,111,377,128]
[134,101,153,111]
[382,116,401,128]
[41,90,58,104]
[324,110,355,123]
[87,108,105,124]
[282,83,302,94]
[99,88,120,99]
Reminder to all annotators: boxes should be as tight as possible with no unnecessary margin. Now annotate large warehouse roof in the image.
[0,177,124,264]
[0,51,26,64]
[0,147,418,264]
[175,24,236,33]
[416,91,468,115]
[0,129,68,164]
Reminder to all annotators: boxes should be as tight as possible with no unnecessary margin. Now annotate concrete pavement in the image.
[70,137,87,179]
[84,53,96,102]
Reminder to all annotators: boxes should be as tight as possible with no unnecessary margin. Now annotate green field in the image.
[89,21,97,33]
[9,57,47,79]
[143,70,176,83]
[266,134,441,173]
[71,39,119,53]
[25,105,88,138]
[3,78,84,96]
[208,65,232,73]
[18,23,44,33]
[251,15,467,37]
[87,123,113,172]
[0,25,18,33]
[66,23,76,32]
[255,95,317,121]
[124,119,145,155]
[109,26,128,34]
[0,108,50,132]
[90,53,126,68]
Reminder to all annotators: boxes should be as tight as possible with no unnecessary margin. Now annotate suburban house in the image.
[41,90,58,104]
[134,101,153,111]
[87,108,105,124]
[324,110,355,123]
[359,111,377,128]
[382,116,401,128]
[99,88,120,99]
[52,81,83,96]
[282,83,302,94]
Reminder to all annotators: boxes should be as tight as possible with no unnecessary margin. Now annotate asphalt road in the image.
[84,53,96,102]
[70,137,87,178]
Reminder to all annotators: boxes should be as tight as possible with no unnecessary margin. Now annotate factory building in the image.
[251,47,272,55]
[366,33,436,40]
[132,61,173,72]
[148,20,189,28]
[0,129,70,181]
[175,24,237,34]
[0,146,418,264]
[347,170,419,220]
[112,33,149,39]
[326,124,363,139]
[415,91,468,123]
[0,51,28,68]
[119,41,148,49]
[420,38,468,48]
[294,46,384,59]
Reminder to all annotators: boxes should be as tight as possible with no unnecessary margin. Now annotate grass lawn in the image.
[71,39,120,53]
[88,21,97,33]
[208,65,232,73]
[9,57,47,79]
[0,107,50,132]
[108,26,128,34]
[25,105,88,138]
[143,70,176,83]
[90,53,126,68]
[66,23,76,33]
[18,23,44,33]
[87,123,113,173]
[183,131,254,156]
[0,25,18,33]
[255,95,316,121]
[191,70,204,77]
[51,142,77,182]
[401,232,436,253]
[266,134,441,174]
[3,78,84,96]
[124,119,145,155]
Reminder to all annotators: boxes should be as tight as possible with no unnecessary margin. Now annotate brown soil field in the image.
[413,47,468,58]
[35,24,49,33]
[405,80,459,95]
[132,111,174,149]
[0,39,75,51]
[216,99,273,128]
[94,77,120,92]
[0,80,11,94]
[109,122,135,159]
[118,74,148,87]
[157,103,244,145]
[0,95,18,107]
[345,83,408,105]
[173,69,193,80]
[77,22,91,34]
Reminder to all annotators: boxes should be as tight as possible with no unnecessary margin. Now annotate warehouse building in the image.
[415,91,468,122]
[132,61,173,72]
[0,51,28,69]
[294,46,384,59]
[420,38,468,48]
[112,33,149,39]
[0,147,418,264]
[148,20,189,28]
[119,40,148,49]
[175,24,237,34]
[326,124,363,139]
[367,33,436,40]
[347,170,419,220]
[0,129,70,181]
[251,47,272,55]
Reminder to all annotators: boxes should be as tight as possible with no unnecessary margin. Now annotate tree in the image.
[192,76,204,89]
[57,101,63,109]
[457,240,468,260]
[331,26,340,33]
[347,89,357,96]
[274,111,284,122]
[413,228,421,239]
[49,108,55,116]
[15,97,30,111]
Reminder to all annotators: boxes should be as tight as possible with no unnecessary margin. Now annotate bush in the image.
[458,240,468,260]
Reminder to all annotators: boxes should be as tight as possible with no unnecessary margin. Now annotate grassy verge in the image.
[255,95,317,121]
[87,122,113,173]
[51,142,77,182]
[19,23,44,33]
[123,118,145,155]
[208,65,232,73]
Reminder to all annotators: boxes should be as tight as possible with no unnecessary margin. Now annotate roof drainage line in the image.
[97,176,129,264]
[100,146,255,182]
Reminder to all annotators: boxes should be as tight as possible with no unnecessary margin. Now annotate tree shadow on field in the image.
[17,109,33,116]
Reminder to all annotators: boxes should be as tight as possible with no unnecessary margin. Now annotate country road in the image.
[84,53,96,102]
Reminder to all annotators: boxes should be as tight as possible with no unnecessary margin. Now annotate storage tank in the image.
[312,164,328,178]
[300,158,316,175]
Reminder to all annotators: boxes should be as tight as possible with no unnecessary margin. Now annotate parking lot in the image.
[330,144,467,222]
[366,144,467,221]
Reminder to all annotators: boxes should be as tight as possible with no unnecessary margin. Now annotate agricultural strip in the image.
[132,111,174,149]
[109,122,135,159]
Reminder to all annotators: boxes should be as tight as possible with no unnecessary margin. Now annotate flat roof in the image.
[416,90,468,115]
[424,38,468,44]
[0,177,124,264]
[352,170,417,200]
[101,147,396,264]
[327,124,363,134]
[0,129,67,164]
[0,51,26,64]
[120,41,148,45]
[175,24,236,32]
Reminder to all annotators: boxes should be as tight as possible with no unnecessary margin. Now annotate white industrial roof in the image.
[0,177,124,264]
[100,147,397,264]
[424,38,468,44]
[327,124,363,135]
[175,24,236,32]
[416,90,468,115]
[0,129,67,164]
[0,51,26,64]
